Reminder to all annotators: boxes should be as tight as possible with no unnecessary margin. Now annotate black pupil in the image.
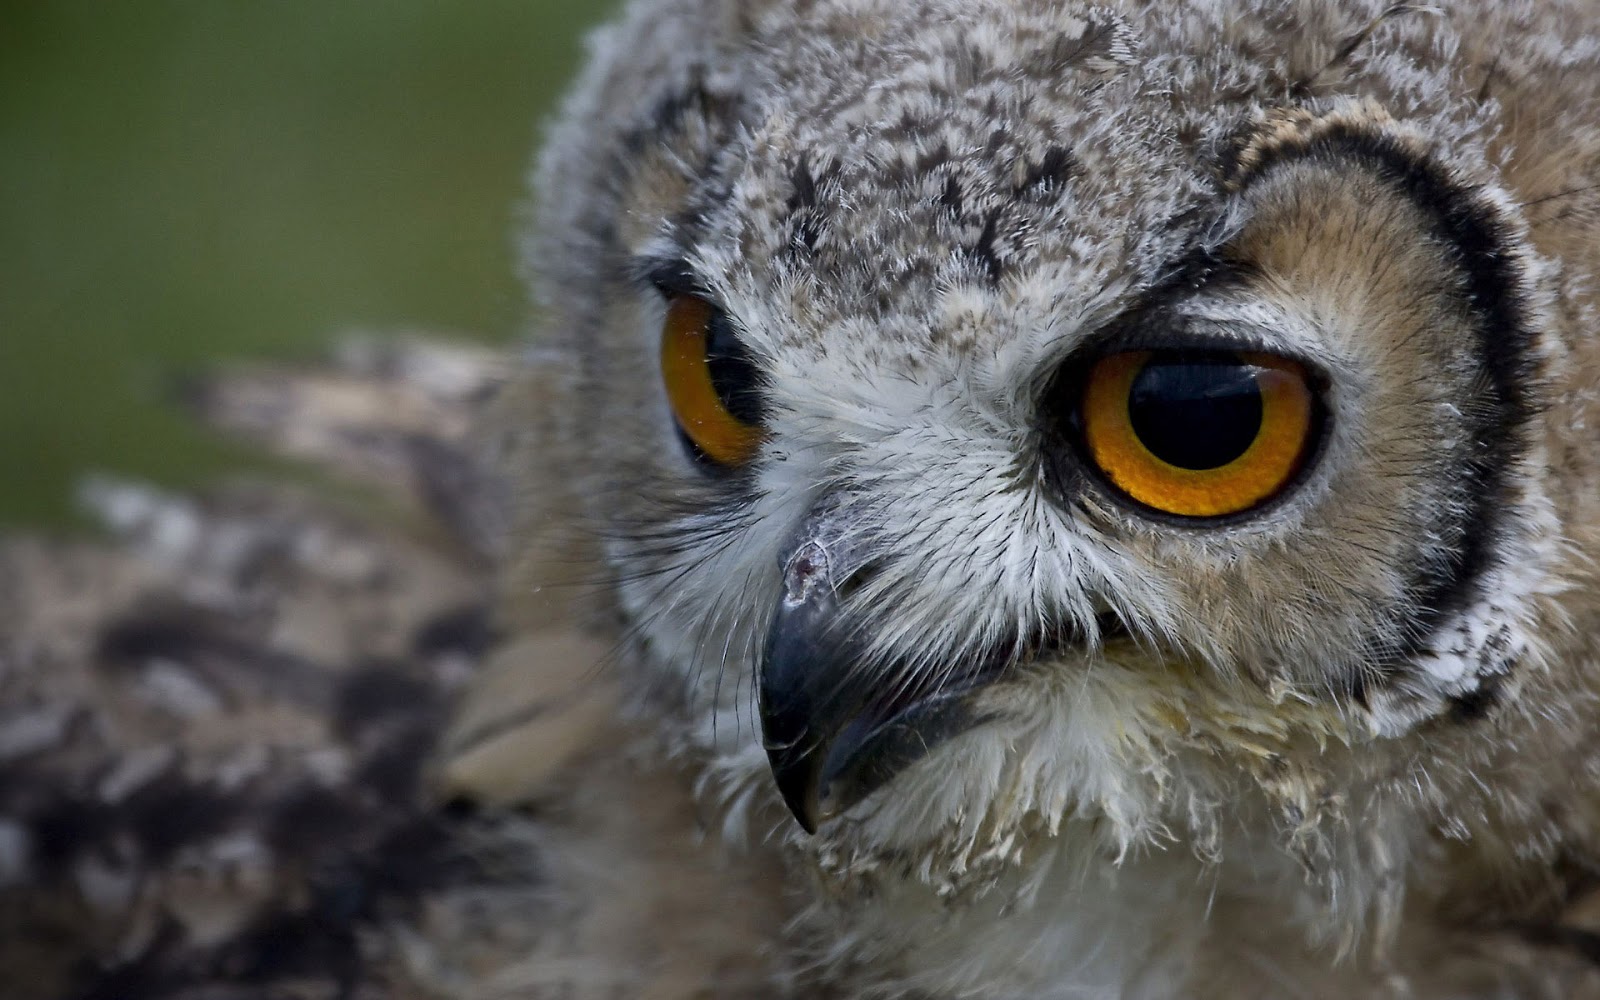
[705,311,763,425]
[1127,351,1263,470]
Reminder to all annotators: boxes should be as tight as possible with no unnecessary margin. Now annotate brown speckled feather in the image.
[0,342,512,1000]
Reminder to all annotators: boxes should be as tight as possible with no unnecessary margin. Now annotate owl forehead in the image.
[687,0,1218,359]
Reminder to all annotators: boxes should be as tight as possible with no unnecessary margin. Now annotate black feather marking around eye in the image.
[1227,120,1543,681]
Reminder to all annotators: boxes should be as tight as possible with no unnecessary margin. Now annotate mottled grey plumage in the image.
[501,0,1600,996]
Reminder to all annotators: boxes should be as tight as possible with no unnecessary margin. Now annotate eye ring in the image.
[659,294,765,467]
[1077,348,1318,519]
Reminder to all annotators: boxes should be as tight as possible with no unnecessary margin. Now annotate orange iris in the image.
[660,295,763,466]
[1080,350,1314,518]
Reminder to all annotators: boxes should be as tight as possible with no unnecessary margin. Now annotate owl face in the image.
[551,0,1560,861]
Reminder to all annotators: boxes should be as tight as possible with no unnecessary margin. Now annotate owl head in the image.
[523,0,1578,907]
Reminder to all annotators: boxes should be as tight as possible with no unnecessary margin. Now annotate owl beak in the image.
[760,536,847,833]
[759,500,994,834]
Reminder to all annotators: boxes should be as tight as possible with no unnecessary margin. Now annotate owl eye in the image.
[659,293,765,467]
[1078,349,1317,518]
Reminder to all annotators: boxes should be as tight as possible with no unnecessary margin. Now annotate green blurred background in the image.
[0,2,612,528]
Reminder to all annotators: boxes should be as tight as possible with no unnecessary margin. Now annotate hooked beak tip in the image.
[772,759,823,835]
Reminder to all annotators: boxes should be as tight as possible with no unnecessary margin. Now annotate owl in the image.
[484,0,1600,996]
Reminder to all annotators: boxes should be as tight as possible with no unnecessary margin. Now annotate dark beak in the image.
[758,496,999,834]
